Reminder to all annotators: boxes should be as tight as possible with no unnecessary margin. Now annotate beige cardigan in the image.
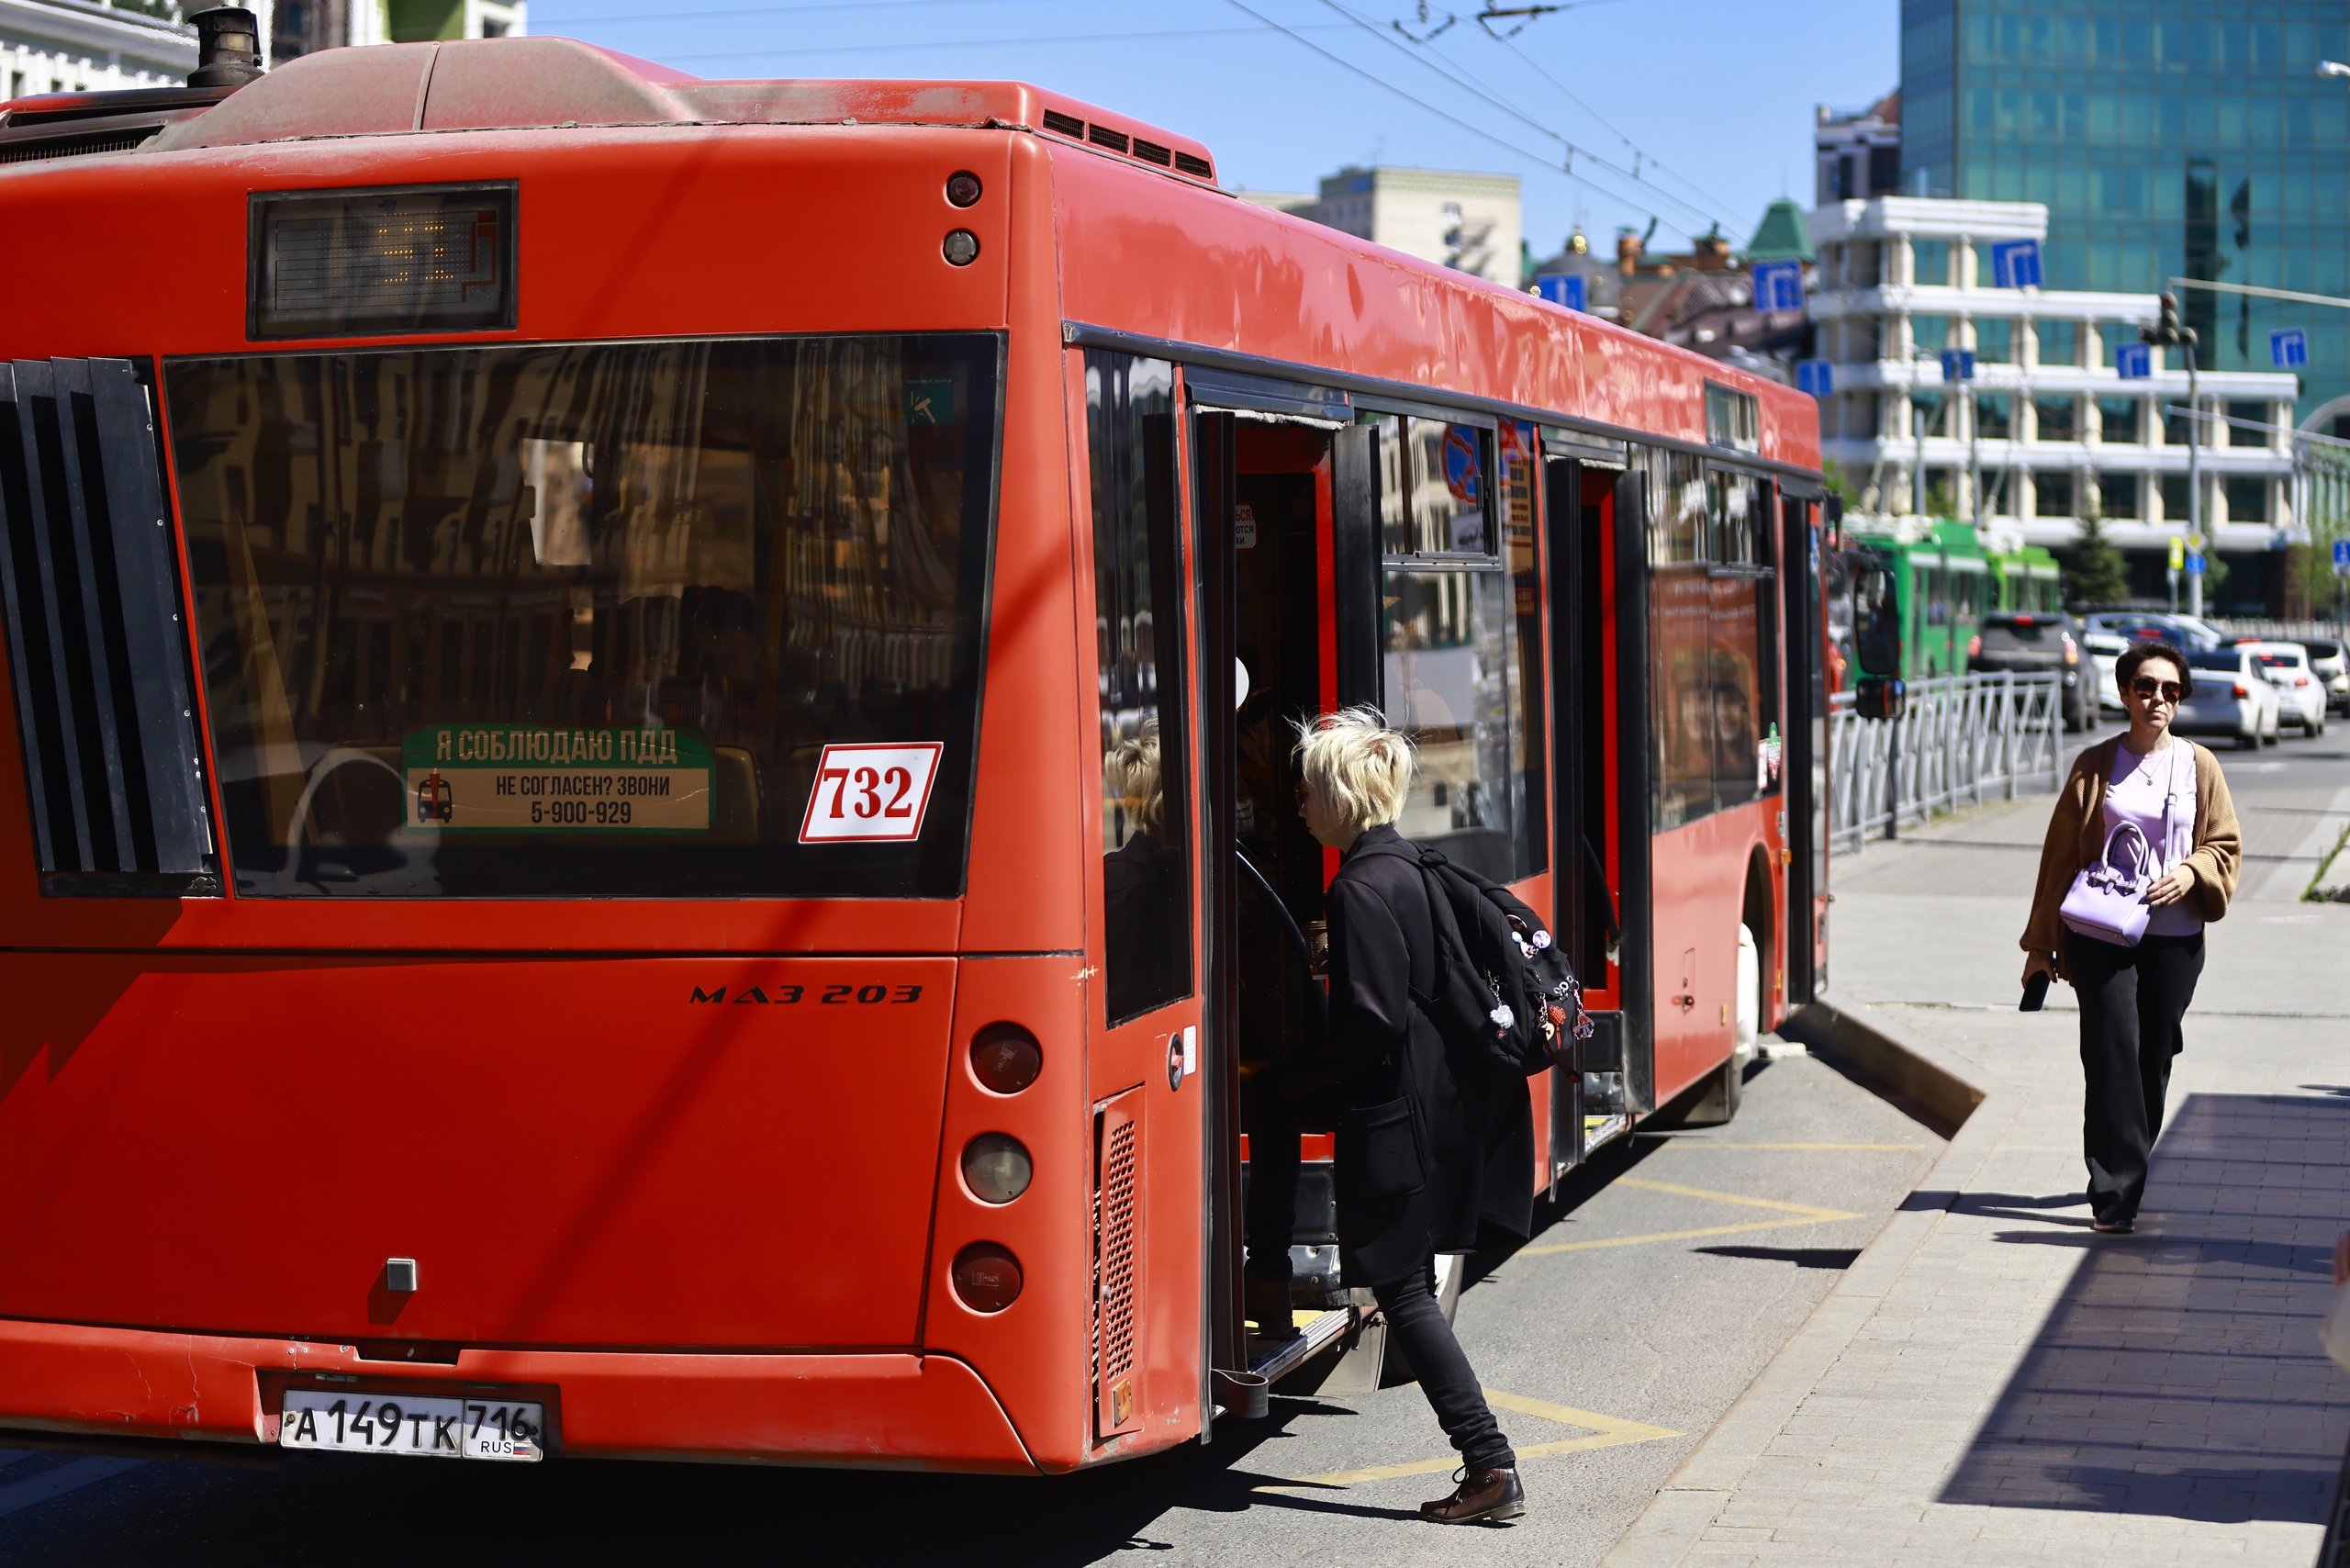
[2020,734,2242,975]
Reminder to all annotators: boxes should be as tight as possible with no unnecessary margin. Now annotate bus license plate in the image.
[279,1389,546,1462]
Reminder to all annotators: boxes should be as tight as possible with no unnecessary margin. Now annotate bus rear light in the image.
[945,171,982,207]
[961,1134,1033,1204]
[951,1243,1023,1313]
[942,230,979,266]
[969,1023,1042,1094]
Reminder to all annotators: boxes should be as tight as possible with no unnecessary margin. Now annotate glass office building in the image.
[1901,1,2350,424]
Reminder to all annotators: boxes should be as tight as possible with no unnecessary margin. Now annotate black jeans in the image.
[1243,1067,1347,1281]
[2065,928,2205,1224]
[1374,1260,1515,1473]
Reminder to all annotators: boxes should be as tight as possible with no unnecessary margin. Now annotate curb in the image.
[1600,993,2014,1568]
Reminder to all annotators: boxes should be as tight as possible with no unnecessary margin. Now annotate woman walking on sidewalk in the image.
[2022,641,2240,1234]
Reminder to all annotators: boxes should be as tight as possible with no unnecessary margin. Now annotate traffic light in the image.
[2142,291,2198,350]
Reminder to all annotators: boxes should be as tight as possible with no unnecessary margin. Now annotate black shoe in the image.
[1245,1275,1298,1339]
[1421,1466,1525,1524]
[2090,1215,2134,1235]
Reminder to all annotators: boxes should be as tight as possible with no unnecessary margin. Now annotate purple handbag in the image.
[2059,821,2156,946]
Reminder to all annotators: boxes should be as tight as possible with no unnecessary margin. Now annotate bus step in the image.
[1583,1113,1631,1154]
[1247,1305,1358,1385]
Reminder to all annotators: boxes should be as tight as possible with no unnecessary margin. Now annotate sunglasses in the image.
[2130,678,2184,703]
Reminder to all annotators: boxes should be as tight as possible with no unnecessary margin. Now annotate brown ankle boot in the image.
[1420,1465,1525,1524]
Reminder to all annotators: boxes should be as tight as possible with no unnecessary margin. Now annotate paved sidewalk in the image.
[1607,746,2350,1566]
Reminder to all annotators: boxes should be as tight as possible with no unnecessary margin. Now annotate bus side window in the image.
[1086,352,1193,1025]
[1371,416,1531,884]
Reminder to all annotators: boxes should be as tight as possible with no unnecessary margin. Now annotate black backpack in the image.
[1350,839,1594,1078]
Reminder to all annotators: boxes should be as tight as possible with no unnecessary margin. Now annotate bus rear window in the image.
[166,333,1000,899]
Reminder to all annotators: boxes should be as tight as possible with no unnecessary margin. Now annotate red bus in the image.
[0,32,1830,1474]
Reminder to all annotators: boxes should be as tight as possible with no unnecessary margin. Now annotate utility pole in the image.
[2143,292,2202,617]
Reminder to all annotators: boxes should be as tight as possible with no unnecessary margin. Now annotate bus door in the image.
[1780,488,1828,1006]
[1540,433,1638,1155]
[1184,368,1353,1403]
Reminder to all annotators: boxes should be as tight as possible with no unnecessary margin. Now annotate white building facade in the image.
[1808,196,2300,562]
[1,1,196,98]
[0,0,528,97]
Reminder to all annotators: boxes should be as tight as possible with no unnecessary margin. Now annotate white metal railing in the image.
[1829,672,2065,854]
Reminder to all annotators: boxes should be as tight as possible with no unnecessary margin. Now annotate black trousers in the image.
[1373,1260,1515,1473]
[1242,1068,1345,1280]
[2065,928,2205,1224]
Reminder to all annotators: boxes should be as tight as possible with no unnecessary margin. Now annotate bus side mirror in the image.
[1856,676,1907,721]
[1854,566,1902,678]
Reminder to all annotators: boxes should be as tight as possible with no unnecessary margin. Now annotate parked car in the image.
[2083,612,2223,651]
[2083,632,2131,716]
[2240,642,2327,735]
[2177,646,2283,749]
[1968,611,2093,730]
[2306,637,2349,714]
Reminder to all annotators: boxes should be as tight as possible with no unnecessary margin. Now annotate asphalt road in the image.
[0,1047,1941,1568]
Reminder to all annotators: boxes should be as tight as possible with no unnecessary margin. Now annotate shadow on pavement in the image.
[1938,1092,2350,1524]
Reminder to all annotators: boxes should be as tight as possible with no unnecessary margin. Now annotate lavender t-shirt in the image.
[2102,741,2201,937]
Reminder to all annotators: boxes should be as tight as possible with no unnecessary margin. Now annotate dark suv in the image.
[1969,611,2092,731]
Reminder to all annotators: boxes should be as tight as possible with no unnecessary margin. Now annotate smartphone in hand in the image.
[2020,971,2051,1012]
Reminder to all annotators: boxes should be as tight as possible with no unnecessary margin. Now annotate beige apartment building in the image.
[1240,165,1523,286]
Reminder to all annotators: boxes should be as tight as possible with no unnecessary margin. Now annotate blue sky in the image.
[531,0,1899,265]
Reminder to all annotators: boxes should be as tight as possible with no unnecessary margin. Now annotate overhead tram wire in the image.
[662,24,1358,62]
[555,0,1076,25]
[1218,0,1685,230]
[1483,25,1742,222]
[1313,0,1720,231]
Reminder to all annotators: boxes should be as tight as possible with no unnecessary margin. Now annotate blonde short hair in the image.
[1105,722,1164,838]
[1293,707,1415,840]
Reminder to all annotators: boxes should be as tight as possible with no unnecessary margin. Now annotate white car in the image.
[2240,642,2327,735]
[2177,647,2283,749]
[2306,637,2348,714]
[2084,632,2131,715]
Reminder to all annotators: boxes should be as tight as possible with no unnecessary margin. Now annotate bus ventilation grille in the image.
[1037,106,1213,185]
[0,124,163,165]
[0,360,217,897]
[1094,1091,1143,1437]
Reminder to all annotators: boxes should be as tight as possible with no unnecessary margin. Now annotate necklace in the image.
[2120,739,2166,783]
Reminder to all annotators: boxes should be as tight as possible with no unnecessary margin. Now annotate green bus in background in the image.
[1989,543,2064,614]
[1846,519,1991,681]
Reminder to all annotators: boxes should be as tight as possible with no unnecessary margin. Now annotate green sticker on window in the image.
[403,725,713,833]
[903,376,956,427]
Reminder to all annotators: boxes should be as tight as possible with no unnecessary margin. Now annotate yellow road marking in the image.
[1259,1388,1679,1490]
[1519,1215,1839,1254]
[1648,1142,1925,1151]
[1516,1176,1860,1256]
[1610,1175,1860,1218]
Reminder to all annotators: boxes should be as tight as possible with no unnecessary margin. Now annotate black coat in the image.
[1269,824,1535,1286]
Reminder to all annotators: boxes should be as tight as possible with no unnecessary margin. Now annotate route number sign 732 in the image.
[798,742,946,843]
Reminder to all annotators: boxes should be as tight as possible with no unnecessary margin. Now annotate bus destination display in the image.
[404,725,713,833]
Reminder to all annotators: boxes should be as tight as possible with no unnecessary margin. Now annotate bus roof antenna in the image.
[186,7,266,91]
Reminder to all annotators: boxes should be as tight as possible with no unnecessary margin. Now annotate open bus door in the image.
[1781,487,1829,1007]
[1186,372,1370,1419]
[1539,436,1645,1156]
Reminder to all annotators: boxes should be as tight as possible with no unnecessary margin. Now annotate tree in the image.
[2065,514,2132,610]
